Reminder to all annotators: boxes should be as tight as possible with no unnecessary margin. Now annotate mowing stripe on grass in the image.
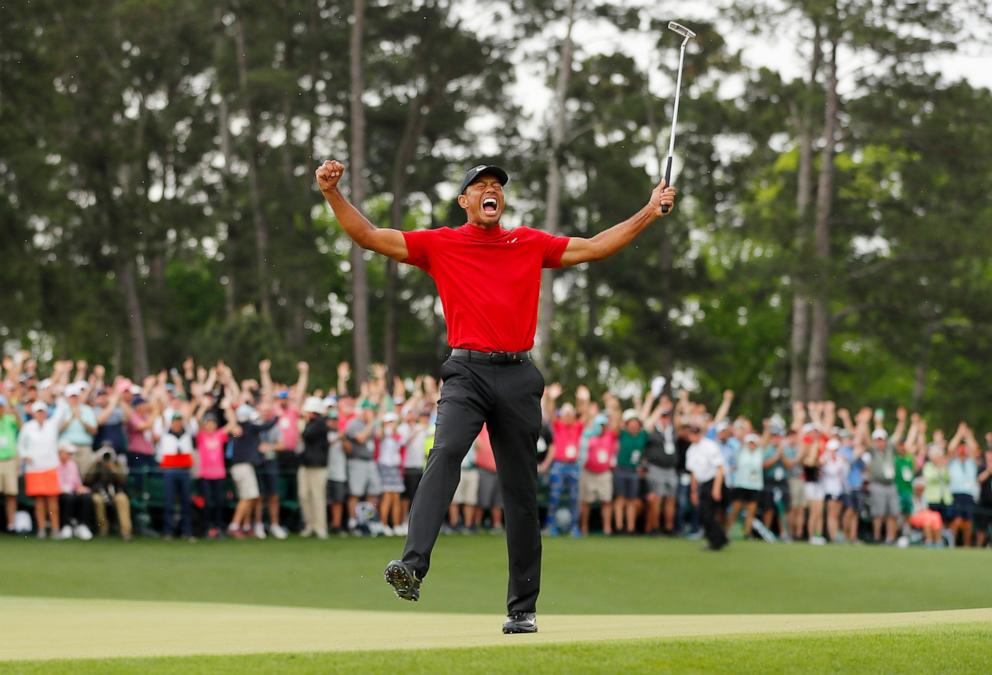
[1,596,989,662]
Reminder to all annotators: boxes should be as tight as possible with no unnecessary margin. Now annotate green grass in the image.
[1,535,991,615]
[7,624,991,674]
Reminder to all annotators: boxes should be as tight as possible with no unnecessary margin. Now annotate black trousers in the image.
[402,355,544,614]
[59,492,94,527]
[699,479,729,550]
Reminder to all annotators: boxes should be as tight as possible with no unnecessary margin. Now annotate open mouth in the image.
[482,197,498,216]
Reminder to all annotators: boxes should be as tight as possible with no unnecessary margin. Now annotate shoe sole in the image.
[502,624,538,634]
[384,562,420,602]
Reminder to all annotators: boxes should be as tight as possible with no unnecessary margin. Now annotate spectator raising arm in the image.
[543,382,562,424]
[258,360,273,399]
[891,407,908,445]
[293,362,309,409]
[713,390,734,427]
[336,361,351,397]
[575,385,592,423]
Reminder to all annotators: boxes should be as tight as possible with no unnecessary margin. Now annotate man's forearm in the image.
[587,205,656,261]
[323,188,378,249]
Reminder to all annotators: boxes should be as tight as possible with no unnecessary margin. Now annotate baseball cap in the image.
[276,390,289,400]
[235,404,255,423]
[65,383,82,397]
[826,438,841,451]
[383,412,399,423]
[871,429,888,441]
[622,409,640,423]
[0,395,7,407]
[457,164,509,194]
[302,396,325,415]
[745,433,761,444]
[31,401,48,413]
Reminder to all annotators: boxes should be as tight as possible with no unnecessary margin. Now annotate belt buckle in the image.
[489,351,508,363]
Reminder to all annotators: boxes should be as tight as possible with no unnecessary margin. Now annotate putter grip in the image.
[661,156,673,214]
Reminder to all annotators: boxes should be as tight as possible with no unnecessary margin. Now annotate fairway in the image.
[1,596,990,661]
[1,536,990,671]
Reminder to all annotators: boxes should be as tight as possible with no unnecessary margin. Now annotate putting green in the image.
[2,596,989,662]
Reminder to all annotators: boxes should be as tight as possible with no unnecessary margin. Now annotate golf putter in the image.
[661,21,695,213]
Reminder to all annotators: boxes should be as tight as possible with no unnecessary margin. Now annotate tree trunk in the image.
[349,0,371,382]
[120,257,150,379]
[385,86,439,378]
[214,10,237,314]
[806,36,839,401]
[536,0,575,368]
[789,21,821,405]
[234,14,272,319]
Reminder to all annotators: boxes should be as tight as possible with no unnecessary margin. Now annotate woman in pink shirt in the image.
[196,413,229,539]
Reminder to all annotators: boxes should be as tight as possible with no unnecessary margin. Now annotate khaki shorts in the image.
[789,477,806,509]
[580,470,613,504]
[453,469,479,506]
[231,463,260,501]
[0,459,17,495]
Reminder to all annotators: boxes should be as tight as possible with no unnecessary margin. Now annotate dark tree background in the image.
[2,0,991,427]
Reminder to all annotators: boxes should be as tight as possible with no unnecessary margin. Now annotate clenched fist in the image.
[316,160,345,193]
[649,179,677,216]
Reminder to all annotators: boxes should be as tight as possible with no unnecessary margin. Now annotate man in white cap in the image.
[298,396,331,539]
[58,383,98,476]
[225,402,278,538]
[866,428,900,544]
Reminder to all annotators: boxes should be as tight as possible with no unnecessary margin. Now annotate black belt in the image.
[449,348,531,364]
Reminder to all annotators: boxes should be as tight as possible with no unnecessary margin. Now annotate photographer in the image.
[84,443,133,539]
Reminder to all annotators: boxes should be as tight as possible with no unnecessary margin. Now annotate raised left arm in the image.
[558,179,676,267]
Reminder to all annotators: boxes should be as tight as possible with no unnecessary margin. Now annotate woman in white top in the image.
[819,438,849,543]
[18,401,65,538]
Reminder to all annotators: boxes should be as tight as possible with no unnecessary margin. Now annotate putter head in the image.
[668,21,696,40]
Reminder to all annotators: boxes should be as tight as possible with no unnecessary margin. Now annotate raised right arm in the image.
[316,160,408,262]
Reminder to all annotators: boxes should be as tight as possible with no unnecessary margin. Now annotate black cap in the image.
[458,164,509,194]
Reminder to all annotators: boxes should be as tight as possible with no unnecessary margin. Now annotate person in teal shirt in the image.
[58,384,98,475]
[614,410,647,534]
[0,395,22,532]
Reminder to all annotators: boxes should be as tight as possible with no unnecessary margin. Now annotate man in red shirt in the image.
[316,159,676,634]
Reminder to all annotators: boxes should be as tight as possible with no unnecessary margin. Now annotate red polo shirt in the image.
[402,224,569,352]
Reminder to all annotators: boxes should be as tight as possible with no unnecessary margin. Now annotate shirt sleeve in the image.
[529,228,570,269]
[402,229,436,272]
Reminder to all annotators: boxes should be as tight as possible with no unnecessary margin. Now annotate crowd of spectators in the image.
[2,350,991,549]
